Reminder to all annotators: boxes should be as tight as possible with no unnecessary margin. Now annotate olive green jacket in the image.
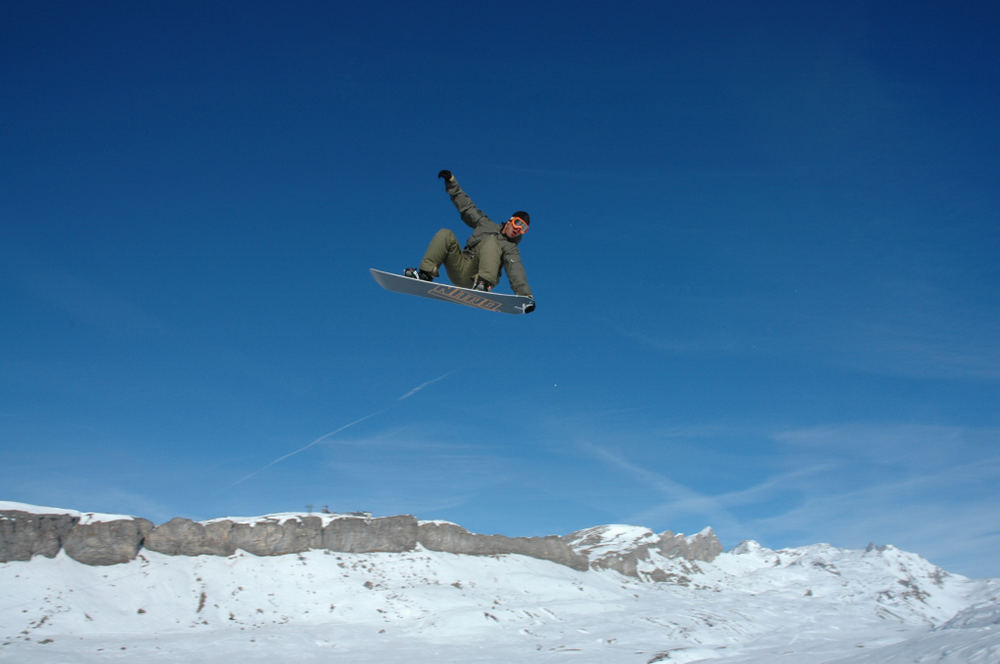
[446,179,533,297]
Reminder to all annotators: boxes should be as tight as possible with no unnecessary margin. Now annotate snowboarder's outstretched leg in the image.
[418,228,477,288]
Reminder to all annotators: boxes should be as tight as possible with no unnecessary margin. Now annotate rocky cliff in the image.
[565,524,723,582]
[0,502,720,580]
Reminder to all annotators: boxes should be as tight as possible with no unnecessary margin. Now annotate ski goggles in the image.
[506,216,529,236]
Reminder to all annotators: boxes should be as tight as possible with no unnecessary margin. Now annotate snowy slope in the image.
[2,515,998,663]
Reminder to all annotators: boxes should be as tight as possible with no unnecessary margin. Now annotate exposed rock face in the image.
[419,522,590,571]
[144,518,237,556]
[565,524,722,580]
[0,502,719,581]
[322,515,418,553]
[0,510,78,562]
[659,529,723,562]
[229,516,324,556]
[63,518,154,566]
[140,514,424,557]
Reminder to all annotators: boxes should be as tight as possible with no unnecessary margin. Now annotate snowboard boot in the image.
[472,276,493,292]
[404,267,434,281]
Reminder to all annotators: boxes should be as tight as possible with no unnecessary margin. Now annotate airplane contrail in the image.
[398,370,456,400]
[225,409,386,489]
[225,370,457,490]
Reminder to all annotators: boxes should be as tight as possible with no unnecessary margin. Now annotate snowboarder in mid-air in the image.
[404,170,535,313]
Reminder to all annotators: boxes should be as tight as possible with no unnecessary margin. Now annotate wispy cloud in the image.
[616,327,743,356]
[616,288,1000,381]
[773,422,1000,470]
[744,423,1000,576]
[577,440,743,532]
[573,420,999,576]
[844,300,1000,380]
[615,457,839,536]
[712,462,840,507]
[743,455,1000,577]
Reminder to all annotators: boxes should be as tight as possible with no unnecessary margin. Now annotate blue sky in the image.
[2,2,998,577]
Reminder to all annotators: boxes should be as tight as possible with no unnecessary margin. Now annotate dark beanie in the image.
[512,211,531,225]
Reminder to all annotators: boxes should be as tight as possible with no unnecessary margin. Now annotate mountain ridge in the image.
[0,501,720,578]
[2,501,998,663]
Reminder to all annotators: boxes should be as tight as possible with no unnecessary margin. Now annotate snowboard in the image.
[370,268,534,315]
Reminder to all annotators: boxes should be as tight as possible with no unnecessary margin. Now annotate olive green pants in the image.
[418,229,501,288]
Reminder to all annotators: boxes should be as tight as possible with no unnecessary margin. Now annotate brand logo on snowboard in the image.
[428,285,503,312]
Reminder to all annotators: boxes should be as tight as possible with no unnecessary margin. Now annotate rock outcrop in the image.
[0,510,78,562]
[323,515,418,553]
[229,516,323,556]
[419,521,589,571]
[659,528,723,562]
[565,524,723,581]
[62,518,154,566]
[0,502,718,580]
[144,518,238,556]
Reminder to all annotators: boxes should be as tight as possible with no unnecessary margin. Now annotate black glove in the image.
[437,169,453,181]
[524,299,536,314]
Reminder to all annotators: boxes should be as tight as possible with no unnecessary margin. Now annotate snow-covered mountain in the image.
[2,502,997,663]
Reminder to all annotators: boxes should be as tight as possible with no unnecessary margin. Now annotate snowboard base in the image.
[370,268,534,315]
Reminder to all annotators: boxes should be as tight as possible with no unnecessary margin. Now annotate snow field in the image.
[2,539,997,663]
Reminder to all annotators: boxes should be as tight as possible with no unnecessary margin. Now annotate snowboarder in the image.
[405,170,535,312]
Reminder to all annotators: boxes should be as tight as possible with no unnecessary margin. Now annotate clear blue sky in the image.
[2,2,998,577]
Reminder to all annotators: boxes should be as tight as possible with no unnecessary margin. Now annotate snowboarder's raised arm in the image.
[439,170,491,230]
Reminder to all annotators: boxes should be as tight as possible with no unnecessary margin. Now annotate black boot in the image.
[404,267,434,281]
